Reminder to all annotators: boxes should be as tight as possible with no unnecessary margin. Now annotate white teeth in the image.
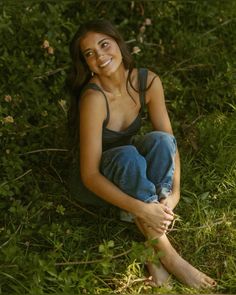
[99,59,111,68]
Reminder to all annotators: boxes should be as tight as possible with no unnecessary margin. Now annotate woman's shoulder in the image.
[135,67,161,83]
[139,69,163,104]
[146,68,161,83]
[79,87,107,126]
[80,84,107,111]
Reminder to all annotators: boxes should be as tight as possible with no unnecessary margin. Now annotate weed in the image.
[0,1,235,294]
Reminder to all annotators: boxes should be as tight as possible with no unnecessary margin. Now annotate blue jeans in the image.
[100,131,177,203]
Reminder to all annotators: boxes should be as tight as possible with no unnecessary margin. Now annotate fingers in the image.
[162,221,171,228]
[140,220,164,237]
[141,203,175,233]
[146,221,170,235]
[163,213,174,223]
[160,221,170,233]
[163,205,174,216]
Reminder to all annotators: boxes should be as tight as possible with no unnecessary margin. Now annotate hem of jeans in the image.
[156,183,172,200]
[144,194,158,203]
[120,210,135,223]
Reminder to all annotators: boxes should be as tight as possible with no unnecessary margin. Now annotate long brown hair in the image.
[68,19,134,150]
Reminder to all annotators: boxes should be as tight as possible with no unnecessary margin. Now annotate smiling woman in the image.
[67,19,216,289]
[80,32,123,77]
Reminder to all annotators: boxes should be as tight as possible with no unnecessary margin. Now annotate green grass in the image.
[1,111,235,294]
[1,0,236,293]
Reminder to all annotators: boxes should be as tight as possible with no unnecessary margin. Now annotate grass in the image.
[1,111,235,294]
[0,0,236,293]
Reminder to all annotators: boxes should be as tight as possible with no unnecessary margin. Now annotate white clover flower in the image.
[4,95,12,102]
[3,116,14,124]
[58,99,67,114]
[132,46,141,55]
[41,110,48,117]
[139,25,146,34]
[47,46,54,55]
[42,40,50,49]
[144,18,152,26]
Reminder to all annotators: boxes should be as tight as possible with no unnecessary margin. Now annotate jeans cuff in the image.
[120,210,134,223]
[157,184,172,201]
[145,194,158,203]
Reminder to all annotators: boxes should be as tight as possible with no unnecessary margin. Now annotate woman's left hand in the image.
[160,193,179,210]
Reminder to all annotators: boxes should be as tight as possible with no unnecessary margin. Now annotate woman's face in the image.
[79,32,123,76]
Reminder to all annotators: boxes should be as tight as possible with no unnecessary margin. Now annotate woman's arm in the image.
[146,72,181,210]
[164,149,180,210]
[79,90,174,230]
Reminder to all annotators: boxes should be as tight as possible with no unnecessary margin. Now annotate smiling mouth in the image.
[99,58,112,68]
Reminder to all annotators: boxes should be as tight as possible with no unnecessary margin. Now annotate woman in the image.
[68,19,216,288]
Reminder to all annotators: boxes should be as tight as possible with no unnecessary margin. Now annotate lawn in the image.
[0,1,235,294]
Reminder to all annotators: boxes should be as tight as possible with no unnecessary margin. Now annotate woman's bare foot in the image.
[135,218,171,287]
[146,261,172,287]
[162,253,217,289]
[137,219,217,289]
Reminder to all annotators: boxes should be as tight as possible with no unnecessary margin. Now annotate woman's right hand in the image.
[138,202,174,234]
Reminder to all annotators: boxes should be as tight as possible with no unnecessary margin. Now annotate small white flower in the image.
[41,110,48,117]
[3,116,14,124]
[42,40,50,49]
[139,25,146,34]
[58,99,67,115]
[47,46,54,55]
[4,95,12,102]
[132,46,141,55]
[58,99,66,109]
[144,18,152,26]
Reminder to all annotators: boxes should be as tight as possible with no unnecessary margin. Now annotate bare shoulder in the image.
[79,87,108,132]
[129,68,158,89]
[145,69,163,103]
[129,68,139,89]
[146,69,162,87]
[80,87,105,107]
[80,87,106,113]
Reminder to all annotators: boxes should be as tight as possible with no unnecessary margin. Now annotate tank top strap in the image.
[83,83,110,126]
[138,68,148,116]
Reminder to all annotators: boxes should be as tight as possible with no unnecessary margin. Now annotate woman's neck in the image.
[97,65,128,96]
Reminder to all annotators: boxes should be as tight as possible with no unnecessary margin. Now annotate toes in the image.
[202,276,217,288]
[205,276,217,287]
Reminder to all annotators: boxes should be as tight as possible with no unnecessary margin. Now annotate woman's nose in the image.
[96,50,105,59]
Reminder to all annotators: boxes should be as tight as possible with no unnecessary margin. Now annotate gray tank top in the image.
[83,68,148,151]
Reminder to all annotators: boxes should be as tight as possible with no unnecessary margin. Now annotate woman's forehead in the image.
[80,32,112,50]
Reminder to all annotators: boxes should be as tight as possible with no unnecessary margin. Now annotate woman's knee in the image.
[147,131,175,143]
[144,131,176,151]
[113,145,141,164]
[101,145,142,169]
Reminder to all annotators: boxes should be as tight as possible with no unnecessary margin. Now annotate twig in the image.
[19,148,68,156]
[62,194,98,217]
[50,163,64,184]
[184,115,203,129]
[55,249,132,266]
[125,38,136,44]
[0,264,18,268]
[33,66,68,80]
[142,42,162,48]
[117,275,149,293]
[174,63,213,72]
[169,218,226,232]
[0,225,22,249]
[0,169,32,188]
[201,18,235,37]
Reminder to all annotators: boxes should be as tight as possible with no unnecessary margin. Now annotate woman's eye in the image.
[101,41,109,48]
[85,51,93,58]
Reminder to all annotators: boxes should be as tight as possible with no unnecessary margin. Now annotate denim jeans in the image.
[100,131,177,204]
